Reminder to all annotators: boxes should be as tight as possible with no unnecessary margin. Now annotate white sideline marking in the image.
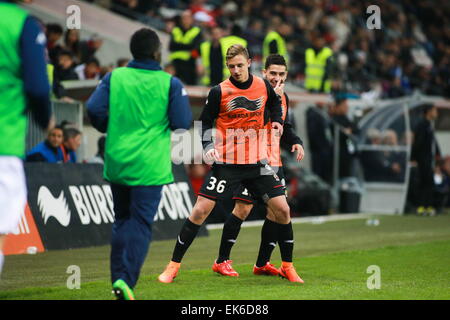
[206,213,380,230]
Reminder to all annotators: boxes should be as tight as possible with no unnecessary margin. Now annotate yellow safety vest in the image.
[304,47,333,93]
[46,63,55,98]
[169,26,201,61]
[200,36,247,86]
[263,31,288,65]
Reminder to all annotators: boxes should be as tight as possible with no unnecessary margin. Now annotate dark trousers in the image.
[110,183,163,288]
[311,151,333,184]
[417,162,434,207]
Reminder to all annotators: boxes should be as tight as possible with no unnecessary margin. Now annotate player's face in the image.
[226,54,251,83]
[263,64,287,88]
[47,129,63,148]
[66,134,82,151]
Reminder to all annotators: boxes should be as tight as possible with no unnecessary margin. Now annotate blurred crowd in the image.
[41,22,130,99]
[82,0,450,98]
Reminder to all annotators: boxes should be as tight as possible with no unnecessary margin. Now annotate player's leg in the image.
[110,183,139,300]
[254,167,287,274]
[0,157,27,278]
[213,194,253,277]
[253,206,280,276]
[217,199,253,263]
[266,195,303,283]
[116,185,162,299]
[246,166,304,283]
[159,165,237,283]
[173,195,216,261]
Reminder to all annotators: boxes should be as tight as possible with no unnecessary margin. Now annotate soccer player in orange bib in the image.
[212,54,305,282]
[159,45,303,284]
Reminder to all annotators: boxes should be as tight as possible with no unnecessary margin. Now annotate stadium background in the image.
[1,0,449,301]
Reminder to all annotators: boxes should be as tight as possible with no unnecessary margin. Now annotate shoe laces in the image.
[223,260,234,271]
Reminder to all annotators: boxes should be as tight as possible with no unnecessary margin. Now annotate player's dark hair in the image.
[46,23,63,35]
[58,49,74,59]
[130,28,161,61]
[265,54,287,70]
[63,127,81,140]
[422,104,435,115]
[85,56,100,67]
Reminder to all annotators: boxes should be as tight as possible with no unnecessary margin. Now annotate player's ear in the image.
[247,58,251,68]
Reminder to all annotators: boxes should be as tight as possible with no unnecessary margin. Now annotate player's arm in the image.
[20,16,52,130]
[168,76,192,130]
[86,72,111,133]
[280,94,304,161]
[199,86,221,160]
[264,79,283,125]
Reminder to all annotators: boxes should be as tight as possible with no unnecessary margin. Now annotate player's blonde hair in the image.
[226,44,249,61]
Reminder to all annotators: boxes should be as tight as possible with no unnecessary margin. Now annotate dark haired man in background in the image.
[411,104,440,216]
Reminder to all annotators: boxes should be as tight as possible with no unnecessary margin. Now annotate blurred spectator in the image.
[100,64,114,79]
[90,0,449,98]
[55,50,79,81]
[87,136,106,164]
[164,62,176,75]
[262,22,291,66]
[63,29,82,65]
[411,104,441,216]
[45,23,64,65]
[61,127,82,163]
[81,34,104,63]
[75,56,101,80]
[199,24,247,86]
[242,19,264,60]
[361,128,385,182]
[304,32,334,93]
[26,127,64,163]
[117,58,130,67]
[331,96,358,179]
[442,156,450,208]
[169,10,202,85]
[434,159,449,214]
[306,102,333,184]
[200,25,224,86]
[381,129,405,182]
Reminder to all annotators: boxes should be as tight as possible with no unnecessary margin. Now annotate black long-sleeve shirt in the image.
[280,93,303,150]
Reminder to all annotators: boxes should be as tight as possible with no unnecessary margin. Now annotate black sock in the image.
[278,222,294,263]
[217,214,243,263]
[171,218,201,263]
[256,218,279,267]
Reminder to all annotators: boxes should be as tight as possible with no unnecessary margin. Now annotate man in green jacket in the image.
[87,28,192,300]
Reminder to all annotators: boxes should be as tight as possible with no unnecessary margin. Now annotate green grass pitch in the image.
[1,214,449,300]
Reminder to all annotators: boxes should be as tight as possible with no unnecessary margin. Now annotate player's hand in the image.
[204,148,219,163]
[292,144,304,162]
[272,121,283,137]
[274,78,284,96]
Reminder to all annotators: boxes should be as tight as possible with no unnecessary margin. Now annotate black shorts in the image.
[233,166,286,204]
[199,164,285,202]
